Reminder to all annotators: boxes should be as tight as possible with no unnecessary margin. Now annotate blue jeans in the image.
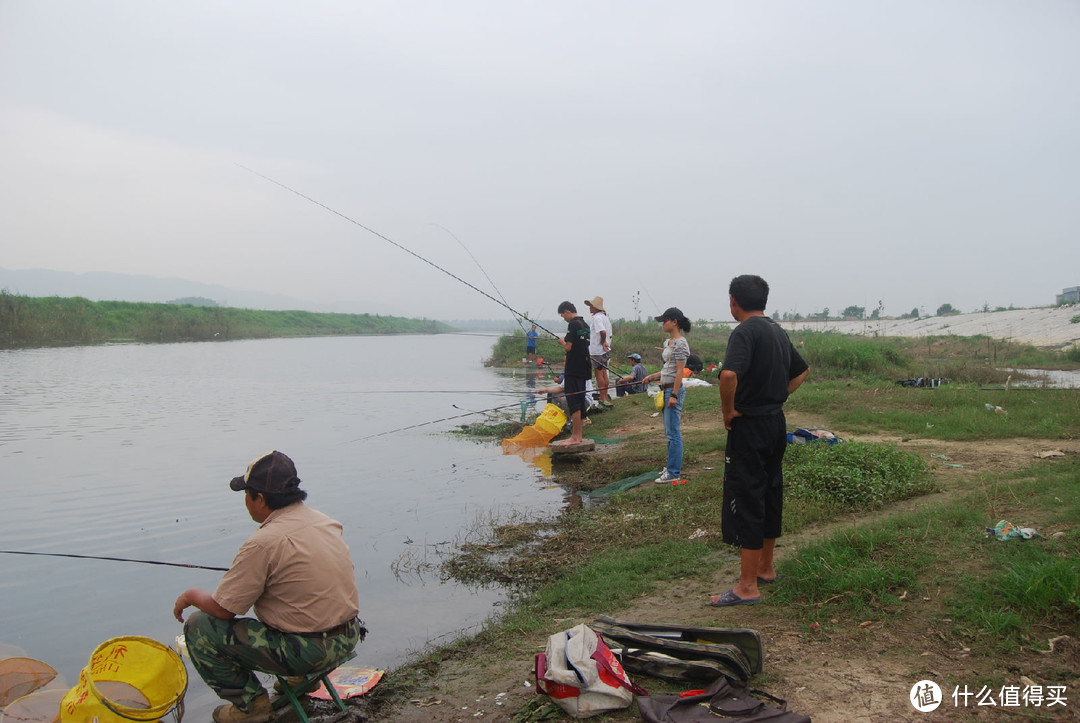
[663,387,686,477]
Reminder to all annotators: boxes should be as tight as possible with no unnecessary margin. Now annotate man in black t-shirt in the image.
[553,300,590,446]
[710,275,809,608]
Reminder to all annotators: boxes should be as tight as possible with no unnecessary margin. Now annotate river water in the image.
[0,334,560,717]
[1009,368,1080,388]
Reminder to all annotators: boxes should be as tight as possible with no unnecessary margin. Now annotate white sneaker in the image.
[655,470,678,483]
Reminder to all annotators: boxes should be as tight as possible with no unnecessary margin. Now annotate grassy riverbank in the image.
[0,292,451,347]
[368,332,1079,723]
[489,321,1080,382]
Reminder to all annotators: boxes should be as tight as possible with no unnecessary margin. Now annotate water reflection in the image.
[0,335,565,720]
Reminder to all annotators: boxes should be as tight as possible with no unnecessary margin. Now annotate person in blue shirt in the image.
[615,353,648,397]
[525,324,539,361]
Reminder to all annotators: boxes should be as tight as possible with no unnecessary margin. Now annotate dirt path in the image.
[377,413,1079,723]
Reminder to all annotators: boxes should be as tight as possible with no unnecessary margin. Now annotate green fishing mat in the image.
[586,470,660,498]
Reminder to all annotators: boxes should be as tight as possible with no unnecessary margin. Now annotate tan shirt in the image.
[213,503,360,633]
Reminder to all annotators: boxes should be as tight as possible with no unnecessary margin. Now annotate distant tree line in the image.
[778,301,1014,322]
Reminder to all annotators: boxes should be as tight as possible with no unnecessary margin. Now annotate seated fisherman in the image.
[616,353,649,397]
[173,451,364,723]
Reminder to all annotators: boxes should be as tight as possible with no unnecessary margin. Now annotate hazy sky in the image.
[2,1,1078,322]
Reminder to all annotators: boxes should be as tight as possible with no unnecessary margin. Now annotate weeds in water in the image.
[452,419,524,438]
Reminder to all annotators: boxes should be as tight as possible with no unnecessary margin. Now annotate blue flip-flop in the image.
[708,589,760,607]
[757,575,778,585]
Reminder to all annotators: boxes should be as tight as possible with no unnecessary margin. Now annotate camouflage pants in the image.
[184,612,364,712]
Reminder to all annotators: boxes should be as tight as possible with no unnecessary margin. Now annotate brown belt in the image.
[660,382,675,389]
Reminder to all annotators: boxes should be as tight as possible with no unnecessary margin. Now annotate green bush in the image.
[785,441,933,511]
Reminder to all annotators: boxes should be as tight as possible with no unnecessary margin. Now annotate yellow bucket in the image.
[532,404,567,438]
[60,637,187,722]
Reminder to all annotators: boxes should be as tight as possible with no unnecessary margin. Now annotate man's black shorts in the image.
[563,375,588,415]
[722,412,787,550]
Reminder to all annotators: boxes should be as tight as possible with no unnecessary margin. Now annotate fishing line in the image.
[0,550,228,571]
[635,277,664,317]
[239,165,561,340]
[241,167,638,430]
[348,379,607,443]
[431,223,527,334]
[340,389,528,395]
[350,399,529,442]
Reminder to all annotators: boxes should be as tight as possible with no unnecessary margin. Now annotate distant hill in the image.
[0,267,398,315]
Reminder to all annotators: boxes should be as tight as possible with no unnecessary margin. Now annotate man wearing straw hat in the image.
[585,295,614,403]
[173,451,364,723]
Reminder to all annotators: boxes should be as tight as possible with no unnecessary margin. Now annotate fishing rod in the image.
[0,550,228,572]
[350,399,530,442]
[239,165,562,340]
[241,167,640,408]
[341,389,529,395]
[431,223,528,334]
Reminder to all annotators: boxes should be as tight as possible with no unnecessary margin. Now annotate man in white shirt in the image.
[585,296,613,403]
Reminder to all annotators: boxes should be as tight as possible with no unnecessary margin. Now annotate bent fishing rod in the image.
[239,165,561,340]
[0,550,228,571]
[240,168,640,402]
[431,223,528,335]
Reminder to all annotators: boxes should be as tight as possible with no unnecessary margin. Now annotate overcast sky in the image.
[2,1,1078,322]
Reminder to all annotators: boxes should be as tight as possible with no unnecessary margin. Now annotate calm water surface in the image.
[0,334,561,717]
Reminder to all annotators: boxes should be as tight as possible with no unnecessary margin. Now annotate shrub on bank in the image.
[784,441,933,511]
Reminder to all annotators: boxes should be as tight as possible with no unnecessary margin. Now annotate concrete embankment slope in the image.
[773,307,1080,349]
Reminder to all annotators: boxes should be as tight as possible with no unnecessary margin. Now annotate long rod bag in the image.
[592,616,762,680]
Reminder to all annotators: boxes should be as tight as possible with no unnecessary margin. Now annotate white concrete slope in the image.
[774,307,1080,349]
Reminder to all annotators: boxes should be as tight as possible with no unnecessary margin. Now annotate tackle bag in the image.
[591,616,763,681]
[534,624,648,718]
[637,674,811,723]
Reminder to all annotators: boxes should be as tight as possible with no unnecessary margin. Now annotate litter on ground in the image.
[1035,449,1065,459]
[985,520,1038,541]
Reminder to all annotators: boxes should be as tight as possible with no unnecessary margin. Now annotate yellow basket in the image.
[532,404,567,438]
[60,636,187,722]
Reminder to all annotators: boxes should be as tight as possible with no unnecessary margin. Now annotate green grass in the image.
[527,539,711,614]
[792,382,1080,440]
[376,367,1079,717]
[488,321,731,377]
[0,292,451,347]
[798,334,909,379]
[773,458,1080,649]
[784,441,934,511]
[489,324,1080,386]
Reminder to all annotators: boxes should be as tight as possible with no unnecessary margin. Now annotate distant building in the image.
[1057,286,1080,305]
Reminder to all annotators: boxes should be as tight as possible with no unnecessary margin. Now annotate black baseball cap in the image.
[654,307,684,322]
[229,451,301,493]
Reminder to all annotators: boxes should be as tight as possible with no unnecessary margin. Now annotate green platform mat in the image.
[586,470,659,498]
